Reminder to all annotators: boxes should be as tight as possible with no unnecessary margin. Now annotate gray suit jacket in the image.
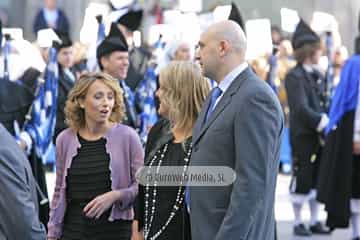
[0,124,46,240]
[189,67,283,240]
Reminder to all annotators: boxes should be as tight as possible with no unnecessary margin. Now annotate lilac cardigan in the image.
[47,124,144,238]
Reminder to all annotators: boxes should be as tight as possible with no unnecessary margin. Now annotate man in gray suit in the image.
[189,20,283,240]
[0,124,46,239]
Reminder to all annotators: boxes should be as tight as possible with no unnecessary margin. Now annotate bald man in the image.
[189,20,283,240]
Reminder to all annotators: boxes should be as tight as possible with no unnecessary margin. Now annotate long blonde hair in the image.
[159,61,210,136]
[64,72,125,131]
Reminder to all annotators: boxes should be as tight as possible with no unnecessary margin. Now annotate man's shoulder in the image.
[285,64,303,79]
[0,125,28,173]
[235,69,282,110]
[0,124,18,150]
[238,69,274,96]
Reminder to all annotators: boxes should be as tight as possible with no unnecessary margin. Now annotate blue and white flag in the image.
[96,15,106,46]
[24,46,58,164]
[136,66,158,144]
[120,80,138,128]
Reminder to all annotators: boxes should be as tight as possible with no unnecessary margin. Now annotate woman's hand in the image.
[83,191,119,219]
[354,141,360,155]
[131,220,144,240]
[131,231,144,240]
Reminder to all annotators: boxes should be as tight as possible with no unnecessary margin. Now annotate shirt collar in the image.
[302,64,314,73]
[218,62,248,94]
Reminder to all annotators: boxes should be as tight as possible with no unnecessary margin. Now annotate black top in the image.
[62,135,131,240]
[66,135,111,201]
[135,119,191,240]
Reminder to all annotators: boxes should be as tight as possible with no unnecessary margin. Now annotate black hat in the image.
[54,30,72,50]
[96,22,128,61]
[292,19,320,50]
[117,9,143,32]
[228,2,245,31]
[355,11,360,54]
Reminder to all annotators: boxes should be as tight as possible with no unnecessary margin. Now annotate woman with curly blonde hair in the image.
[47,72,144,240]
[132,61,210,240]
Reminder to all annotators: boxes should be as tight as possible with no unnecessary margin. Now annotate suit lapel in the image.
[193,67,251,145]
[59,71,75,91]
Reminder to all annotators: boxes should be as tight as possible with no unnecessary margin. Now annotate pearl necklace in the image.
[144,142,192,240]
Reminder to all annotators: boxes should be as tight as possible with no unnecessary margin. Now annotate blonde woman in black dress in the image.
[132,61,210,240]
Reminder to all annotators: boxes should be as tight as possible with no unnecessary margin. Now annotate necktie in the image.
[205,87,223,122]
[185,88,222,212]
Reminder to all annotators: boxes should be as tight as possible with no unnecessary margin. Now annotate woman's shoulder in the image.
[148,117,170,138]
[56,128,76,144]
[109,123,140,140]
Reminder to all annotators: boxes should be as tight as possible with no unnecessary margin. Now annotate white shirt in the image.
[213,62,248,109]
[43,8,58,26]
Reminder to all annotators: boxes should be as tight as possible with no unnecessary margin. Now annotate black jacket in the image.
[124,47,151,91]
[54,68,75,140]
[285,64,327,161]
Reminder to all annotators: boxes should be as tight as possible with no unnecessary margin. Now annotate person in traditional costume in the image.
[317,14,360,240]
[54,31,77,140]
[97,22,139,130]
[284,19,331,236]
[110,1,151,91]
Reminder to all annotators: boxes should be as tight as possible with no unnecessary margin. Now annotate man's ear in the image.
[100,56,108,70]
[219,40,230,57]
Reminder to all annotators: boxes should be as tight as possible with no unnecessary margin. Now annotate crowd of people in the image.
[0,0,360,240]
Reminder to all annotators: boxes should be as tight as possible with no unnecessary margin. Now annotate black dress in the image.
[135,119,191,240]
[317,110,360,228]
[61,135,131,240]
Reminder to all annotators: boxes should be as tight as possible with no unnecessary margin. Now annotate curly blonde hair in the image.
[64,72,125,131]
[159,61,211,136]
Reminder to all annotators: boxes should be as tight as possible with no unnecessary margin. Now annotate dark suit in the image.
[119,80,139,130]
[0,124,46,239]
[124,47,151,91]
[285,64,327,193]
[189,67,283,240]
[54,68,75,140]
[33,8,70,34]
